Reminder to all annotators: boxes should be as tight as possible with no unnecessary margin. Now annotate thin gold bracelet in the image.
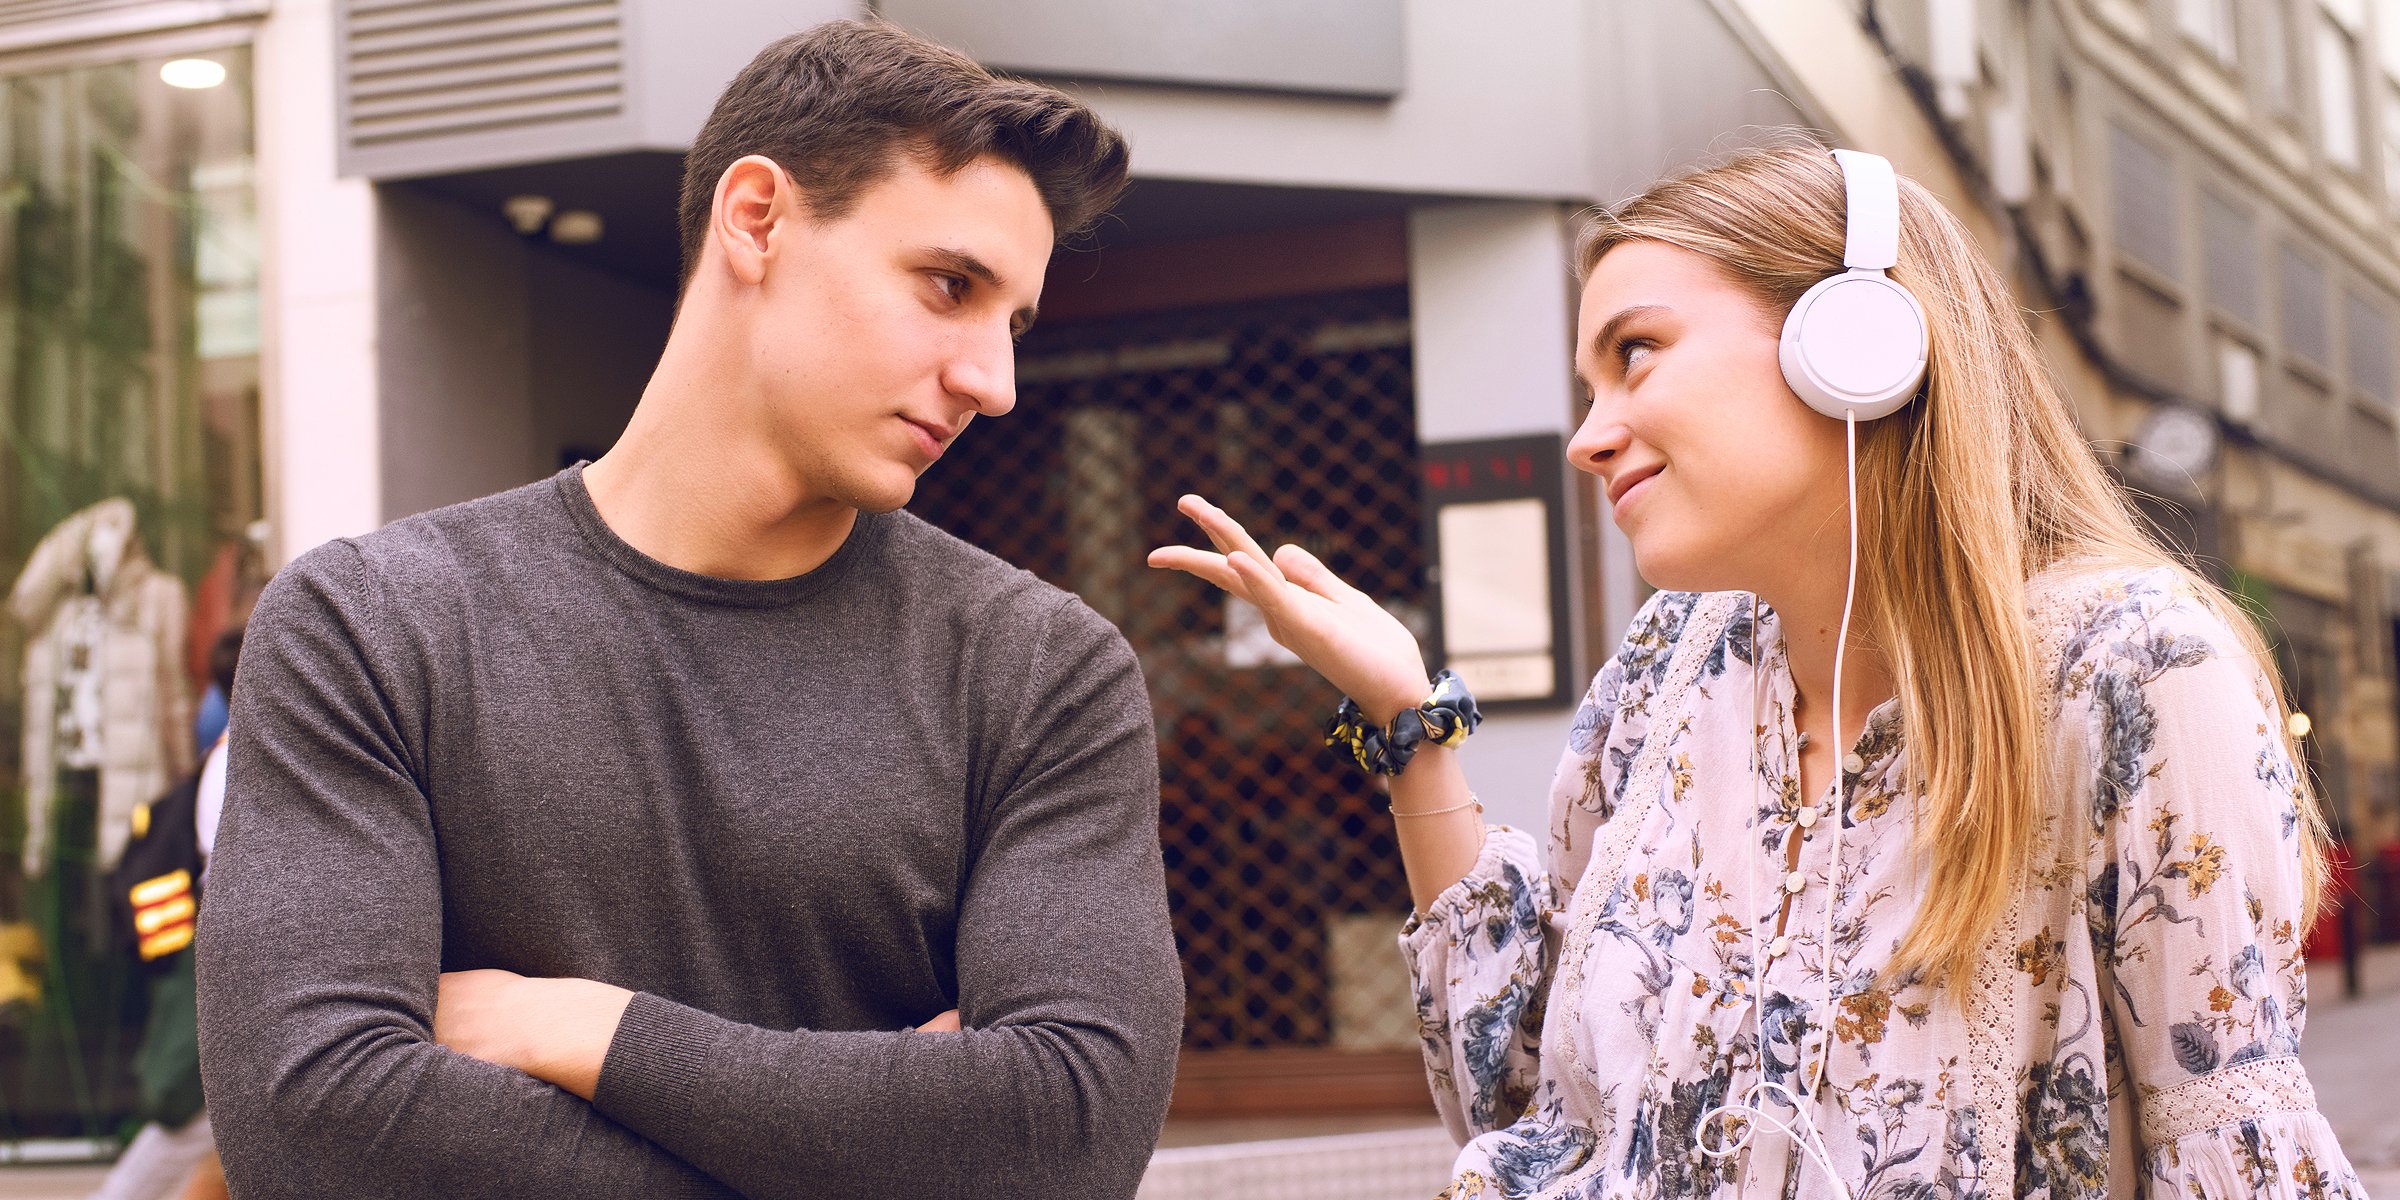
[1390,792,1483,818]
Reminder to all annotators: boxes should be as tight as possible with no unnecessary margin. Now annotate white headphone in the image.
[1694,150,1928,1200]
[1777,149,1929,421]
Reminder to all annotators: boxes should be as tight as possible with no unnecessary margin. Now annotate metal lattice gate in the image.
[912,286,1430,1097]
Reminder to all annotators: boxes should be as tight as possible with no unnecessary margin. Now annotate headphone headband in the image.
[1832,149,1900,272]
[1777,148,1928,421]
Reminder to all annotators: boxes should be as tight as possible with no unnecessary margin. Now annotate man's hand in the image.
[436,970,965,1100]
[435,970,631,1101]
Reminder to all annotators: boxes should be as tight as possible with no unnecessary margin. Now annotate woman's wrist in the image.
[1327,670,1482,781]
[1356,673,1435,726]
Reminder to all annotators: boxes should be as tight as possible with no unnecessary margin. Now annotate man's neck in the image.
[580,350,858,582]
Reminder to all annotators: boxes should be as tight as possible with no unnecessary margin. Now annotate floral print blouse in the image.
[1401,566,2364,1198]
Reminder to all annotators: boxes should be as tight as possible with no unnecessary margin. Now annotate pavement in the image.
[2305,943,2400,1198]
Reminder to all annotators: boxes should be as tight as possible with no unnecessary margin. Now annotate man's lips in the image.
[1607,464,1662,513]
[900,417,953,460]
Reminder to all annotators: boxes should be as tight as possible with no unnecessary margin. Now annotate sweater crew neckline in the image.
[552,463,888,608]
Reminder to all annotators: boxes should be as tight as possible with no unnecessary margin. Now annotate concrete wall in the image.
[376,187,539,521]
[376,188,671,522]
[529,254,673,468]
[1057,0,1806,207]
[257,0,379,562]
[1404,201,1584,834]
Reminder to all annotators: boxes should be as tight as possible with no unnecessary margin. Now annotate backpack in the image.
[109,769,203,966]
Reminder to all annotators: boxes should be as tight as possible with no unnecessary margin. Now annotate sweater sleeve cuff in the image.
[592,990,718,1148]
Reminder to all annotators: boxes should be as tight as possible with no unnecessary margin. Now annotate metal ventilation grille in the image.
[914,286,1435,1112]
[344,0,623,150]
[0,0,167,25]
[0,0,264,52]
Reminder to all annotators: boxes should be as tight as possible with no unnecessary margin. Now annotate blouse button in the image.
[1767,935,1792,958]
[1783,870,1807,894]
[1842,752,1866,775]
[1795,806,1819,828]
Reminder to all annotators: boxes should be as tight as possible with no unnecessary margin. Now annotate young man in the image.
[196,21,1182,1199]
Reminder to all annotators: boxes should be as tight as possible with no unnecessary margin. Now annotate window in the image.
[2381,0,2400,75]
[2319,8,2366,168]
[2382,2,2400,203]
[2179,0,2240,65]
[0,40,263,1151]
[2385,82,2400,202]
[2350,288,2396,408]
[2282,243,2335,370]
[2201,187,2263,325]
[2263,1,2301,115]
[2110,120,2182,278]
[2216,331,2264,424]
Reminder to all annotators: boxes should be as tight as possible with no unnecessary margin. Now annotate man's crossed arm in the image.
[197,552,1183,1199]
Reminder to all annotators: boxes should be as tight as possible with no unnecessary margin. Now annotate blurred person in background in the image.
[196,18,1180,1200]
[90,627,240,1200]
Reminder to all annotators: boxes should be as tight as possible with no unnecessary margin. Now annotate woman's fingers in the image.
[1146,545,1249,600]
[1272,543,1362,603]
[1178,495,1284,584]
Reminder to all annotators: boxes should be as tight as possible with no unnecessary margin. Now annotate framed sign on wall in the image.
[1420,434,1572,708]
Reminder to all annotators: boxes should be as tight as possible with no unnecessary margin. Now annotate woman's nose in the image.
[1566,406,1630,478]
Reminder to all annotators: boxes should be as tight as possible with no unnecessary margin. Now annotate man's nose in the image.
[947,329,1017,417]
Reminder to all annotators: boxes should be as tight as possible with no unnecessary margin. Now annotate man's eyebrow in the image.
[924,246,1039,335]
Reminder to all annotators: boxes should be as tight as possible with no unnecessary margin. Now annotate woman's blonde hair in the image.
[1579,141,2329,987]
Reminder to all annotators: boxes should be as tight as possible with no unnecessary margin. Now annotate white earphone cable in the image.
[1694,412,1860,1200]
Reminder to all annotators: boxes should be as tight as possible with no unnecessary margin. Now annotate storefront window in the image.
[0,42,260,1147]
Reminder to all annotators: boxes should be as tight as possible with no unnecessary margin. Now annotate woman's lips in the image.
[1610,467,1661,519]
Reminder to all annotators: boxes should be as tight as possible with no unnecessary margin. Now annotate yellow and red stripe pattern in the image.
[129,868,196,961]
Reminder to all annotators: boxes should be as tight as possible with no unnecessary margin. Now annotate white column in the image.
[255,0,381,564]
[1405,201,1585,834]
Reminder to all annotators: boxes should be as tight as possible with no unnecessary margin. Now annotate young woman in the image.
[1149,143,2362,1199]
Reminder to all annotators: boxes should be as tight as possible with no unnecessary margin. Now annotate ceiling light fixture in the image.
[550,210,604,245]
[160,59,227,89]
[503,194,555,235]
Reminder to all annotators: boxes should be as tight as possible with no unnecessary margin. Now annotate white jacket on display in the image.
[9,498,194,876]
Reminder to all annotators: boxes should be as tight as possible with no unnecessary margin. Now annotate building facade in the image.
[1859,0,2400,944]
[300,0,1825,1130]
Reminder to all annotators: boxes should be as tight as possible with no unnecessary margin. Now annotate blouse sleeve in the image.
[2070,585,2367,1198]
[1397,652,1630,1143]
[1400,825,1555,1143]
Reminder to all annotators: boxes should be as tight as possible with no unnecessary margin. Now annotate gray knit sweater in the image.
[195,467,1182,1198]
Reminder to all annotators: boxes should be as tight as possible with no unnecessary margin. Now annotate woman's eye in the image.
[1617,338,1656,372]
[932,273,967,302]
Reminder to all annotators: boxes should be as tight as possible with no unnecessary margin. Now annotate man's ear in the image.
[711,155,792,287]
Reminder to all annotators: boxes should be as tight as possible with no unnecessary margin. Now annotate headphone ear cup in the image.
[1779,271,1930,421]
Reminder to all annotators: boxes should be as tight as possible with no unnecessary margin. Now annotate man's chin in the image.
[839,472,919,516]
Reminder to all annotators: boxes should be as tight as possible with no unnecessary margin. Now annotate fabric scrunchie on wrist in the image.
[1324,669,1482,779]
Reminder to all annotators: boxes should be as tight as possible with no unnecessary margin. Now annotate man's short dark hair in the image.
[677,19,1129,289]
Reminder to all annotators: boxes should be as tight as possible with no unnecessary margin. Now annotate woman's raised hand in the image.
[1147,495,1432,722]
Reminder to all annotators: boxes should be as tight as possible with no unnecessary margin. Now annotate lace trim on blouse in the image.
[2140,1055,2320,1147]
[1544,592,1738,1120]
